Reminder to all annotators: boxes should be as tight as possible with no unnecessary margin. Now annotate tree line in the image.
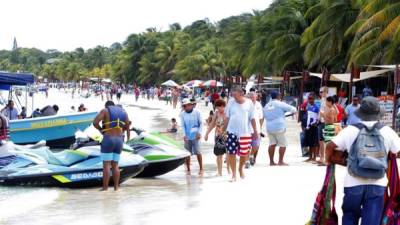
[0,0,399,85]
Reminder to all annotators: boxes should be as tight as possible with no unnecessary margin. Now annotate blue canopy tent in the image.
[0,72,35,90]
[0,72,35,113]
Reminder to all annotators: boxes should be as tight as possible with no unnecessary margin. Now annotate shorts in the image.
[268,131,287,147]
[116,93,122,99]
[184,140,200,155]
[213,135,226,156]
[101,135,123,162]
[318,123,325,141]
[251,138,261,147]
[226,132,252,156]
[304,126,319,147]
[323,124,336,143]
[168,128,177,133]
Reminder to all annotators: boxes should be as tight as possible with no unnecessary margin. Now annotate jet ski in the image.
[125,128,189,177]
[74,127,189,178]
[0,144,148,188]
[0,140,47,168]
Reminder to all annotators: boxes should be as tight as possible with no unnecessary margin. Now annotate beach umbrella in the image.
[181,85,191,91]
[184,80,203,88]
[201,80,223,87]
[161,79,179,87]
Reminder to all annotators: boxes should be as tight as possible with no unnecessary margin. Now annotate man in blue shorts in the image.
[93,101,130,191]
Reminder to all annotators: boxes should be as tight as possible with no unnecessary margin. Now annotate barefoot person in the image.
[319,96,338,165]
[304,93,320,162]
[180,98,203,175]
[204,99,229,176]
[248,91,264,167]
[160,118,178,134]
[224,86,259,181]
[263,91,296,166]
[93,100,130,191]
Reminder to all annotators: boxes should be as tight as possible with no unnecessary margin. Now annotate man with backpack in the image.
[326,96,400,225]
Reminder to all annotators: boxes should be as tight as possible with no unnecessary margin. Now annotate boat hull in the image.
[9,112,97,148]
[0,163,146,188]
[137,156,186,177]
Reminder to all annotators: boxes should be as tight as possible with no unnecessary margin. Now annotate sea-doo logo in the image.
[69,172,103,181]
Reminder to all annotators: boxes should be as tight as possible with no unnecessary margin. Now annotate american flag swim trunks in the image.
[226,132,252,156]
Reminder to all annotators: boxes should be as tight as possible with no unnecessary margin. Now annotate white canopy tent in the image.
[161,79,179,87]
[264,76,303,81]
[364,65,397,69]
[310,69,393,82]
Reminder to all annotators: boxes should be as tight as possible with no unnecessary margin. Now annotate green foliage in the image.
[2,0,400,84]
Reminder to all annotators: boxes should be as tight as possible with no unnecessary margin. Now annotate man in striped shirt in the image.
[225,86,259,182]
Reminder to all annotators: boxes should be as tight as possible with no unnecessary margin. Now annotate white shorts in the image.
[268,131,287,147]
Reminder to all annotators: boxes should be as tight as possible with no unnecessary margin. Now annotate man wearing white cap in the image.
[180,98,203,175]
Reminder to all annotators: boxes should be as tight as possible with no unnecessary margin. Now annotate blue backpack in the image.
[348,123,388,179]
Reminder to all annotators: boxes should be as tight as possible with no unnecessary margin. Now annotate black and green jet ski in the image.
[125,129,189,177]
[73,127,190,178]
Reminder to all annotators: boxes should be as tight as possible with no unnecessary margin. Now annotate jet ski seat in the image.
[28,149,89,166]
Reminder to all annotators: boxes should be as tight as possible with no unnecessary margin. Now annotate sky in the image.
[0,0,271,52]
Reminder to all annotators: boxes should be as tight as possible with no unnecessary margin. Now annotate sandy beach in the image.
[0,88,352,225]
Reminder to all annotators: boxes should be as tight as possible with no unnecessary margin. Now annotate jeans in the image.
[342,185,385,225]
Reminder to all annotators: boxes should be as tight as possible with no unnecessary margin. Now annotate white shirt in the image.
[251,101,263,134]
[332,121,400,187]
[225,98,255,136]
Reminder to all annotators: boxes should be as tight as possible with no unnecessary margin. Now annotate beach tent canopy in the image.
[89,77,112,83]
[161,79,179,87]
[364,65,397,69]
[310,69,392,82]
[201,80,223,87]
[0,72,35,90]
[0,72,35,85]
[264,76,303,81]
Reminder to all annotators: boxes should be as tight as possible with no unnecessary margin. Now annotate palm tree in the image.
[301,0,358,72]
[346,0,400,66]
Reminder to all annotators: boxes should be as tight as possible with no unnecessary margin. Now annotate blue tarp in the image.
[0,72,34,86]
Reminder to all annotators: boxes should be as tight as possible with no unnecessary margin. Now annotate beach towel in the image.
[306,164,338,225]
[381,153,400,225]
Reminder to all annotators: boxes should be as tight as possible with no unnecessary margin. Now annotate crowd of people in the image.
[0,100,60,120]
[17,81,400,224]
[299,86,365,166]
[170,84,400,225]
[179,86,296,182]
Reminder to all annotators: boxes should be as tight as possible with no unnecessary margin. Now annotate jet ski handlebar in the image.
[130,127,145,135]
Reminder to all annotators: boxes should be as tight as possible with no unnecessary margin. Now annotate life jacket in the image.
[0,115,9,140]
[102,106,127,132]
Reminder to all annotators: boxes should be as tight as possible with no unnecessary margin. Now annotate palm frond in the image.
[378,15,400,41]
